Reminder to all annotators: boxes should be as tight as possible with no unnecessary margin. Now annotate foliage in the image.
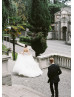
[2,0,9,28]
[19,36,31,43]
[12,52,18,60]
[28,0,50,37]
[9,16,22,25]
[48,1,66,23]
[27,0,50,56]
[2,44,11,55]
[2,0,17,29]
[4,25,25,60]
[14,0,28,22]
[21,23,32,30]
[5,25,25,37]
[31,32,47,56]
[2,44,8,52]
[9,0,17,17]
[27,31,33,36]
[3,34,11,37]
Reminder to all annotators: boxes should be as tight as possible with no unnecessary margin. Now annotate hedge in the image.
[19,36,31,43]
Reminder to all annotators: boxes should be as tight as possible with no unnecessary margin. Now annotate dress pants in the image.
[50,82,58,97]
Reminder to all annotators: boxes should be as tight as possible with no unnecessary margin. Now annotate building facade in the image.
[53,7,71,44]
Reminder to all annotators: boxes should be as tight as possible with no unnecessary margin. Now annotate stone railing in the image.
[2,55,11,73]
[36,54,71,69]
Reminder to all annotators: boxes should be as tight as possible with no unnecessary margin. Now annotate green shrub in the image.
[19,36,31,43]
[2,44,11,55]
[12,52,18,60]
[2,44,8,52]
[3,34,9,37]
[31,32,47,57]
[27,31,32,36]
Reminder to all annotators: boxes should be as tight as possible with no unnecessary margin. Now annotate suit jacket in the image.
[47,64,62,83]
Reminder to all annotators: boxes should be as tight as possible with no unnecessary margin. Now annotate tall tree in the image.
[2,0,10,28]
[14,0,29,23]
[48,0,67,23]
[28,0,50,36]
[5,25,25,60]
[28,0,50,56]
[2,0,17,29]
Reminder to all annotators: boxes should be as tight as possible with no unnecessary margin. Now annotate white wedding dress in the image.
[13,53,43,77]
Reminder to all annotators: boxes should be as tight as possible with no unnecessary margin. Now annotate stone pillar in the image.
[66,21,71,44]
[58,21,61,40]
[55,22,58,39]
[66,21,69,43]
[2,55,12,86]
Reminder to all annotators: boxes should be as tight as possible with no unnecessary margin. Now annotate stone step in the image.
[2,85,46,97]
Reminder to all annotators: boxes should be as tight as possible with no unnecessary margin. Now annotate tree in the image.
[5,25,25,60]
[28,0,50,56]
[28,0,50,36]
[14,0,29,23]
[48,0,67,23]
[2,0,10,28]
[2,0,17,29]
[31,32,47,57]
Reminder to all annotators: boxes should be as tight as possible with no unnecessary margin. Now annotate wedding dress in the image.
[13,52,43,77]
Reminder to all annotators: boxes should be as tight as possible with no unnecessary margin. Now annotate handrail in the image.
[37,53,71,69]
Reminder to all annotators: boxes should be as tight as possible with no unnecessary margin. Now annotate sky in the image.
[50,0,71,6]
[64,1,71,6]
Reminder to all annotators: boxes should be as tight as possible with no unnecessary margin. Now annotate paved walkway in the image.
[2,40,71,97]
[2,85,46,97]
[3,40,71,57]
[5,59,71,97]
[12,68,71,97]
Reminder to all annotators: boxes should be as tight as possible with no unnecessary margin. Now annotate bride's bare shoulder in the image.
[24,47,29,52]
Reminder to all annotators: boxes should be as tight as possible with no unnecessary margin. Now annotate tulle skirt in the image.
[13,53,43,77]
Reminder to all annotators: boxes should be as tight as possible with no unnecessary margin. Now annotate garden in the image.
[2,0,68,59]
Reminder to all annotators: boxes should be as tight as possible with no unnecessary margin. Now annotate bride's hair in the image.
[25,44,27,48]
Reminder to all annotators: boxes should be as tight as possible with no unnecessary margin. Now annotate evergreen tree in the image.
[2,0,10,28]
[2,0,17,29]
[28,0,50,36]
[28,0,50,56]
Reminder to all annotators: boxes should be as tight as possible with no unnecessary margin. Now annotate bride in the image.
[13,44,43,77]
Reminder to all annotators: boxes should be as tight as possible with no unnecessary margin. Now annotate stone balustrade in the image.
[37,53,71,69]
[2,55,11,74]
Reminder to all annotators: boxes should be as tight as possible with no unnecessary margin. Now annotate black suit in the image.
[47,64,62,97]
